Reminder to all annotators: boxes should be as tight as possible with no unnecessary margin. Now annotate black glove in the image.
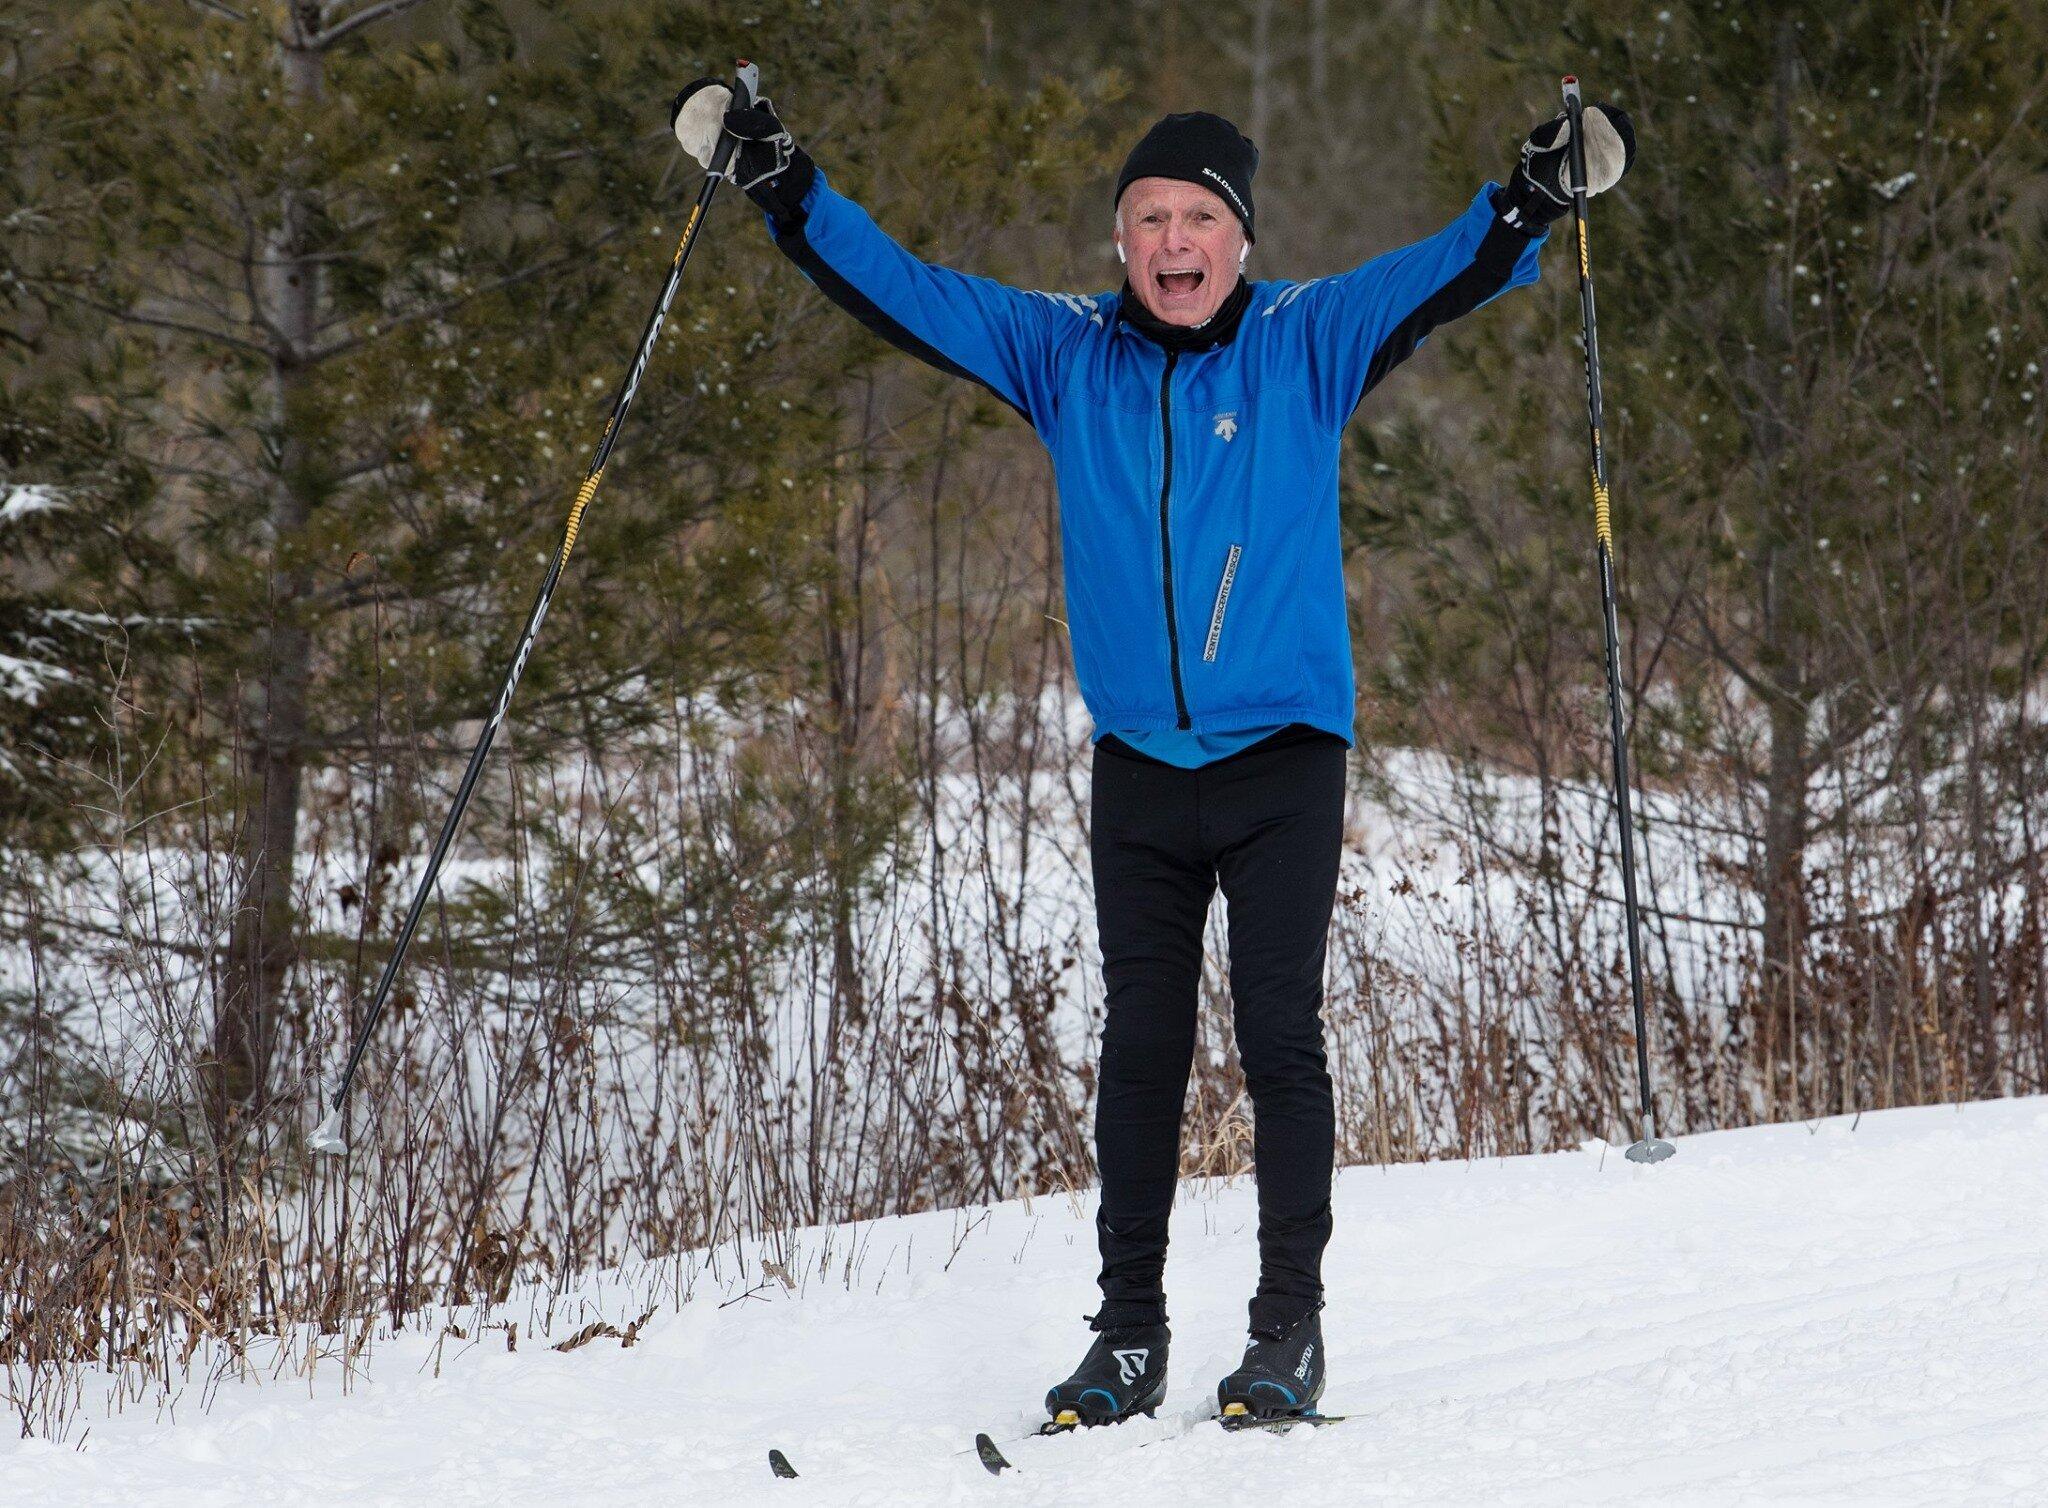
[669,79,815,222]
[1495,102,1636,232]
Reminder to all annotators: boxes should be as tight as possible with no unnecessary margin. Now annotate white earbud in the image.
[1239,244,1249,266]
[1116,242,1126,265]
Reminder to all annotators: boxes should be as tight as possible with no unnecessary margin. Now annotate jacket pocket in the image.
[1201,544,1243,663]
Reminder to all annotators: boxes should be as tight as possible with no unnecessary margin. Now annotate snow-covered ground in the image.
[9,1097,2047,1506]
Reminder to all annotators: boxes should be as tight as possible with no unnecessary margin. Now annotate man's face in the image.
[1115,177,1246,327]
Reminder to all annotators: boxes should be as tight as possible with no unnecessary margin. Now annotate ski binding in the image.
[1218,1400,1346,1432]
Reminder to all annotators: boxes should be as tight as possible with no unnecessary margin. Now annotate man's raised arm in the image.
[673,78,1072,426]
[1280,101,1636,431]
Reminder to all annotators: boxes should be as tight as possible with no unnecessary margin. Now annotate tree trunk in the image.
[1308,0,1327,102]
[1759,682,1808,1068]
[1246,0,1274,158]
[213,19,325,1133]
[1752,13,1810,1114]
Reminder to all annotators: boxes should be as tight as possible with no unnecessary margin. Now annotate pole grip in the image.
[704,61,760,181]
[1560,76,1589,197]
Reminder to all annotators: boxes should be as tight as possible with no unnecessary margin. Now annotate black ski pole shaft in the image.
[1561,76,1672,1165]
[309,62,762,1156]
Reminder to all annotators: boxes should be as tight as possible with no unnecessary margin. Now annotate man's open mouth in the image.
[1156,268,1205,296]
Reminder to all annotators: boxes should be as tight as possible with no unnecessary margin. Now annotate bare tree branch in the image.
[25,278,277,360]
[305,231,617,363]
[308,0,434,52]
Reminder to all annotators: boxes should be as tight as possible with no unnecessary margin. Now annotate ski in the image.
[974,1433,1014,1475]
[973,1413,1201,1476]
[767,1448,798,1479]
[975,1408,1347,1474]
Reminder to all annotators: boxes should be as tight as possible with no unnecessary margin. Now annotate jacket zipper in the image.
[1157,351,1191,729]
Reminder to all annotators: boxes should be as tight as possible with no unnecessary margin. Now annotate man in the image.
[671,78,1634,1425]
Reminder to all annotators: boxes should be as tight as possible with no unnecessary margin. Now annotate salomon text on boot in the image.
[1217,1307,1324,1423]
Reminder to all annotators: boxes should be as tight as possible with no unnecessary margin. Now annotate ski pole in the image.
[308,61,763,1156]
[1561,76,1673,1166]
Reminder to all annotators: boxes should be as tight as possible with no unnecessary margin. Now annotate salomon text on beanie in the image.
[1114,112,1260,241]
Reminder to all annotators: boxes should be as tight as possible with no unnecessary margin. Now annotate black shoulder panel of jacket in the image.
[758,156,1030,423]
[1351,203,1535,415]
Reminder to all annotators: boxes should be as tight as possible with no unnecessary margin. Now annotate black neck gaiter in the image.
[1117,275,1252,353]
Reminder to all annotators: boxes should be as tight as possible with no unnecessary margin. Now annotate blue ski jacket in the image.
[760,169,1546,744]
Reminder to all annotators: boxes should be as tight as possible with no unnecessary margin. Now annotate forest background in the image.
[2,0,2045,1439]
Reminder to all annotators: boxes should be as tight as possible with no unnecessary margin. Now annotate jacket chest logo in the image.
[1213,411,1239,442]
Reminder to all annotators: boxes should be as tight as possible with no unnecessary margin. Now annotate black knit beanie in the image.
[1114,112,1260,241]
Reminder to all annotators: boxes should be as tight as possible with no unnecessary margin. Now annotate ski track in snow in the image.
[8,1098,2048,1506]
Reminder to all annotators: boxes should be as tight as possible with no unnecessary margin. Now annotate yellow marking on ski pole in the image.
[1579,220,1590,279]
[672,203,703,267]
[1594,474,1613,547]
[563,470,600,558]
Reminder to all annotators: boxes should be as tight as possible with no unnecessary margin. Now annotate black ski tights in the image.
[1088,725,1345,1336]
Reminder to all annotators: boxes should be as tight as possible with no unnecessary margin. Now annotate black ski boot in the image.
[1043,1319,1169,1430]
[1217,1307,1325,1423]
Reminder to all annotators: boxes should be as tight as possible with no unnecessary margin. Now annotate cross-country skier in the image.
[671,78,1634,1428]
